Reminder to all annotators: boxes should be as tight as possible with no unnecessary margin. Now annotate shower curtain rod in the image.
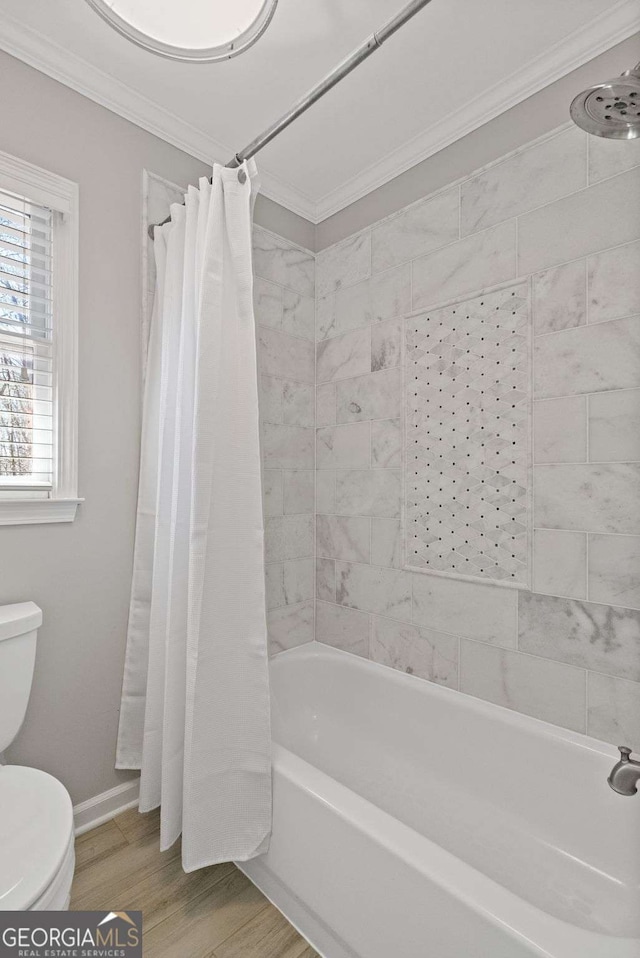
[149,0,434,237]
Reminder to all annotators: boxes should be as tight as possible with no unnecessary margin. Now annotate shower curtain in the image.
[116,162,271,871]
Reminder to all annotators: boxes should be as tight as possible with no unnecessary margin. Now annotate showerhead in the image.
[570,62,640,139]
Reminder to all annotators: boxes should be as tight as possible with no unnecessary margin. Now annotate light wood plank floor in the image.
[71,809,318,958]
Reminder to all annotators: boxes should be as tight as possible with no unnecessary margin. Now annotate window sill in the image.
[0,498,83,526]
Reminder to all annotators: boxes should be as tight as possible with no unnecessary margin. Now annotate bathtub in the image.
[238,642,640,958]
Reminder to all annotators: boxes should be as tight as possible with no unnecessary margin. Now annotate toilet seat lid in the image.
[0,765,74,910]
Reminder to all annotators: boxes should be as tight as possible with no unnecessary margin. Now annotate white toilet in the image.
[0,602,75,910]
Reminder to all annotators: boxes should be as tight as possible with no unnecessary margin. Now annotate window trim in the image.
[0,149,81,525]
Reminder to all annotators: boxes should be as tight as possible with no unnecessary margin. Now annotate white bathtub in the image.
[238,643,640,958]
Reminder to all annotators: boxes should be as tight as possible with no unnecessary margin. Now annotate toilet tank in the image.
[0,603,42,754]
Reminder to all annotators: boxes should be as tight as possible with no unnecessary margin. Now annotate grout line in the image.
[585,244,591,325]
[257,322,315,347]
[584,666,589,735]
[534,382,640,403]
[585,393,590,464]
[533,525,640,540]
[535,458,640,466]
[585,532,590,604]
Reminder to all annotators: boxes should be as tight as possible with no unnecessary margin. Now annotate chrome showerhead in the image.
[570,62,640,139]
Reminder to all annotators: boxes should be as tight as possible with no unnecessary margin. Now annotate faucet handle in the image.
[618,746,632,762]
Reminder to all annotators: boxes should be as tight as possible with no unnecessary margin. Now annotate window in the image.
[0,150,79,525]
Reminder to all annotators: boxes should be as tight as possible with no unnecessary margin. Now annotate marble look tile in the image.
[316,294,335,341]
[316,558,336,602]
[268,600,314,655]
[282,380,314,427]
[532,260,586,336]
[533,397,587,463]
[316,600,370,657]
[460,639,586,732]
[336,562,411,622]
[282,288,315,341]
[263,423,314,469]
[371,418,402,468]
[372,188,459,272]
[534,316,640,398]
[535,463,640,534]
[407,279,531,588]
[316,469,336,513]
[588,240,640,324]
[316,383,336,427]
[316,515,370,562]
[587,672,640,753]
[334,265,411,335]
[316,232,371,298]
[335,367,402,423]
[371,518,403,569]
[265,515,314,562]
[265,562,285,610]
[259,375,283,424]
[258,326,315,383]
[283,470,314,514]
[412,221,516,310]
[371,616,458,688]
[589,136,640,184]
[371,318,402,371]
[412,573,517,648]
[518,591,640,682]
[461,128,586,235]
[316,327,371,383]
[588,535,640,610]
[253,227,315,296]
[518,167,640,274]
[262,469,283,516]
[589,388,640,462]
[254,276,283,329]
[335,469,401,518]
[283,558,315,606]
[533,529,587,600]
[316,422,370,469]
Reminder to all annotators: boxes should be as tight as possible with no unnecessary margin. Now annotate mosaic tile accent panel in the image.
[404,280,531,587]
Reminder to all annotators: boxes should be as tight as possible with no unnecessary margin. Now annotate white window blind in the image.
[0,189,54,491]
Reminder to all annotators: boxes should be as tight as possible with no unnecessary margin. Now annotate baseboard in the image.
[73,778,140,836]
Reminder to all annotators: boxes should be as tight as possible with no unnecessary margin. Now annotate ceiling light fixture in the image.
[84,0,278,62]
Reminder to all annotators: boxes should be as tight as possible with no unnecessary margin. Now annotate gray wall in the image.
[0,51,311,805]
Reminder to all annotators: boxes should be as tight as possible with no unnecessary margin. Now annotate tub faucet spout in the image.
[608,746,640,796]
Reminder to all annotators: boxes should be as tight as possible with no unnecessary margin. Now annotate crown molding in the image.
[0,2,638,225]
[0,12,317,222]
[314,0,640,221]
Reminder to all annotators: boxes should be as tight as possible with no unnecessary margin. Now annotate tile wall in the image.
[313,126,640,749]
[253,227,317,654]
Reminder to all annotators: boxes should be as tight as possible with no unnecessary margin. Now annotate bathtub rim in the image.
[262,642,639,956]
[272,640,620,763]
[247,738,639,958]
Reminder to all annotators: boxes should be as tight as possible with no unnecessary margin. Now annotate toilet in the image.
[0,603,75,910]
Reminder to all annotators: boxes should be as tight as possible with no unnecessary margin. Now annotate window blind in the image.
[0,189,54,490]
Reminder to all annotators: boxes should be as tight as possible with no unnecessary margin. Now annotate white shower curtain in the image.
[116,162,271,871]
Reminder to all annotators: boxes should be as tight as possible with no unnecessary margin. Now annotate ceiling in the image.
[1,0,638,221]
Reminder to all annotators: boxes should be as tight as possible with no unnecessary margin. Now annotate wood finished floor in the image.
[71,809,318,958]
